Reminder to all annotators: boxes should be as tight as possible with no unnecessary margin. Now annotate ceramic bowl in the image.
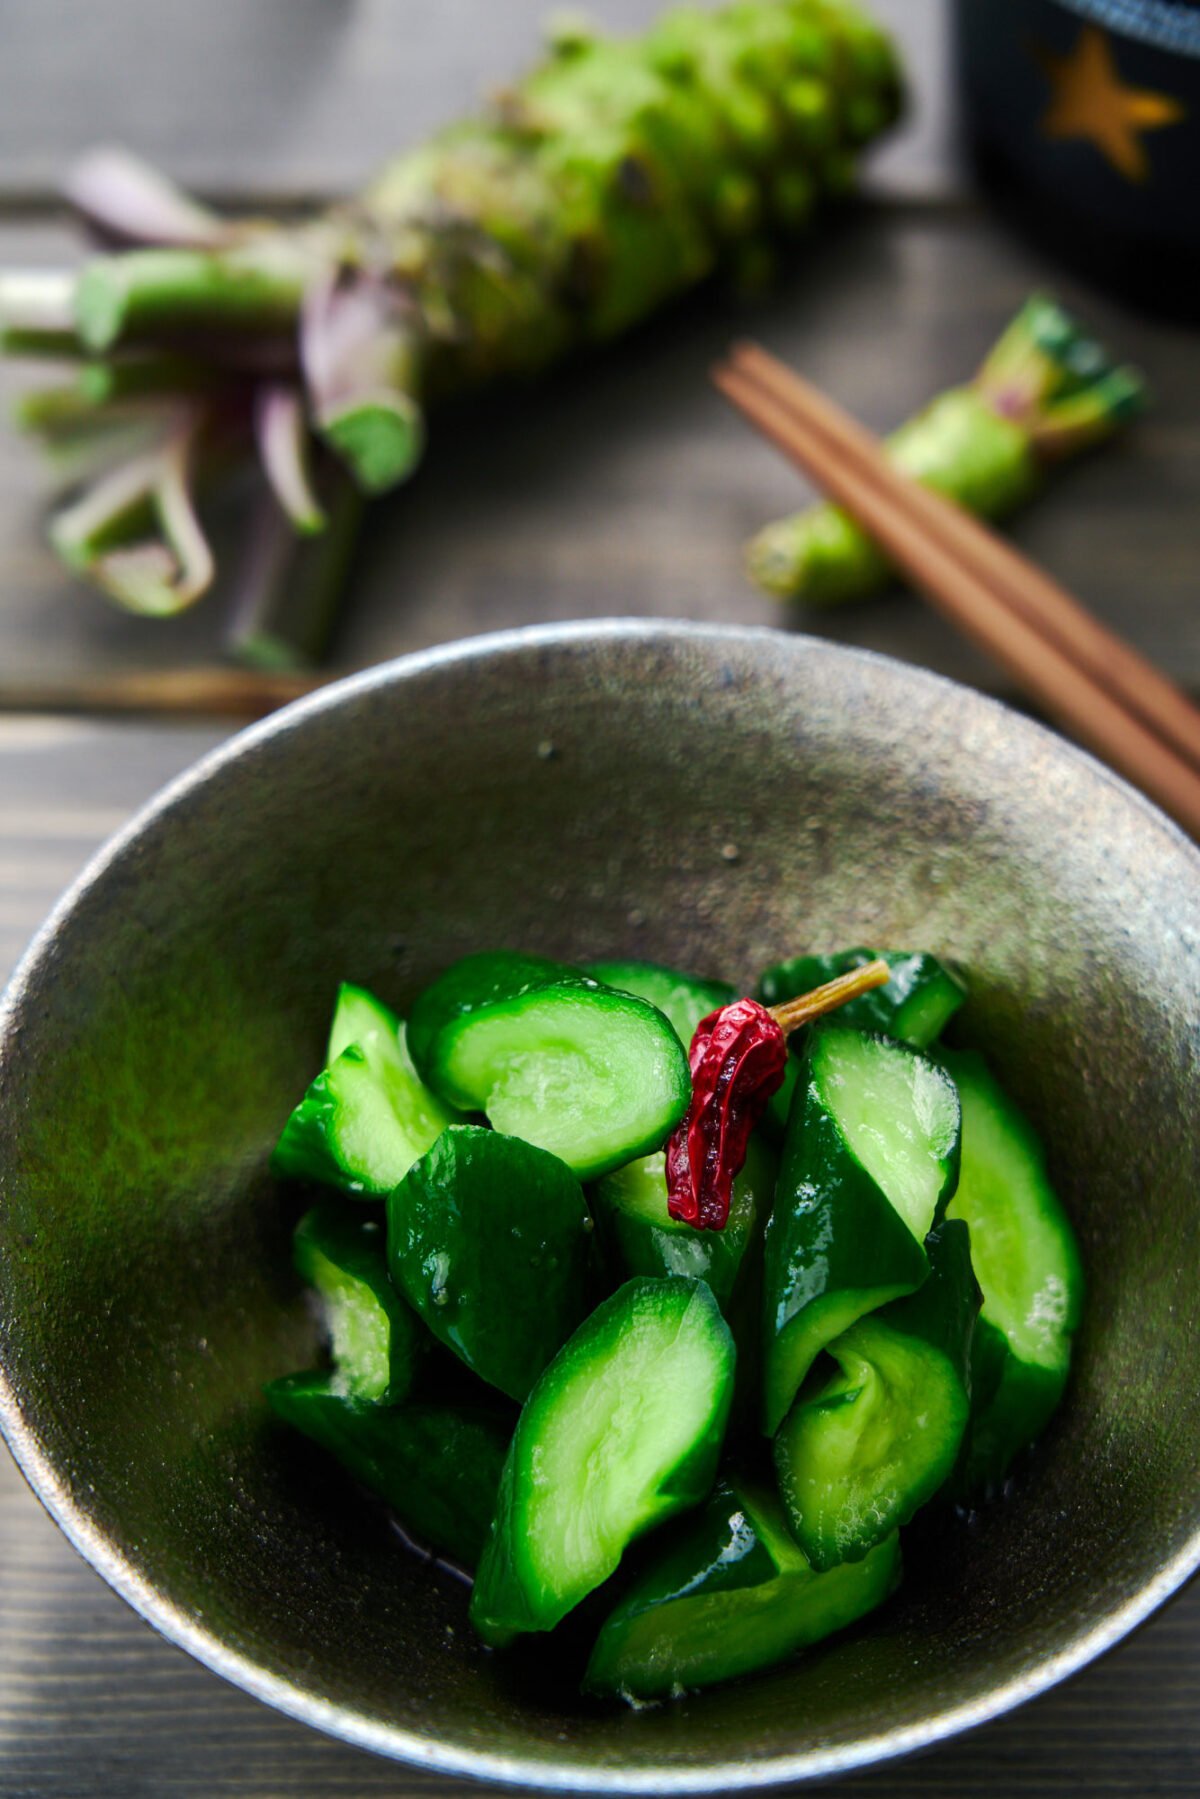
[1,621,1198,1790]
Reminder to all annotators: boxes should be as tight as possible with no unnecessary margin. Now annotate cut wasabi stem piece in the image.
[387,1125,593,1402]
[254,384,327,533]
[30,414,166,490]
[265,1372,510,1569]
[746,294,1144,606]
[583,1478,900,1699]
[0,271,82,356]
[774,1219,978,1569]
[15,355,224,439]
[223,466,364,671]
[293,1201,424,1403]
[762,1026,961,1434]
[590,1133,775,1310]
[272,984,460,1196]
[64,147,226,249]
[470,1276,735,1645]
[585,958,736,1048]
[48,416,216,616]
[74,242,313,352]
[320,392,424,495]
[301,271,426,495]
[407,951,690,1182]
[943,1050,1084,1496]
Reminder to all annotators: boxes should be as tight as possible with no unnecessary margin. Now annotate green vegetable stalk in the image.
[0,0,903,663]
[745,295,1145,605]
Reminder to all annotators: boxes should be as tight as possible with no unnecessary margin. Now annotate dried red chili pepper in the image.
[665,958,892,1231]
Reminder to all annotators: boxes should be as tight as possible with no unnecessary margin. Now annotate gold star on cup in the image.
[1037,24,1185,182]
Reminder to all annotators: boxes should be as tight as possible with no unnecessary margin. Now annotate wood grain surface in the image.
[2,0,1199,1791]
[2,207,1198,708]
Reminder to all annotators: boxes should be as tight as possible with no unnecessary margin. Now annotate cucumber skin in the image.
[405,950,691,1177]
[265,1372,510,1570]
[774,1221,979,1568]
[293,1201,424,1404]
[755,947,966,1047]
[406,950,598,1078]
[584,1480,901,1699]
[590,1135,776,1312]
[584,959,736,1049]
[271,1045,377,1191]
[763,1049,934,1435]
[471,1277,735,1647]
[387,1125,593,1403]
[273,987,459,1197]
[941,1049,1084,1496]
[756,949,966,1142]
[884,1217,980,1373]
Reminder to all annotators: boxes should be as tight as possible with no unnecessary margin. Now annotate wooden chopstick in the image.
[729,342,1200,776]
[713,347,1200,839]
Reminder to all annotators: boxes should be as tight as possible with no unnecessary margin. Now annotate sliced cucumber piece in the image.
[943,1050,1084,1493]
[774,1220,978,1569]
[326,980,402,1061]
[756,949,965,1142]
[590,1134,776,1310]
[756,948,966,1047]
[470,1277,735,1646]
[265,1372,511,1569]
[387,1125,592,1402]
[293,1201,424,1403]
[407,951,690,1181]
[585,959,735,1049]
[273,985,460,1196]
[762,1026,961,1434]
[584,1478,900,1699]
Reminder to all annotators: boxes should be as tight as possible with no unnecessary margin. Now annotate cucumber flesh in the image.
[590,1134,774,1310]
[470,1277,735,1645]
[815,1028,961,1243]
[944,1051,1082,1370]
[943,1050,1084,1490]
[585,959,735,1049]
[584,1479,900,1699]
[327,981,402,1062]
[762,1027,961,1435]
[438,991,689,1180]
[775,1318,967,1570]
[273,986,459,1196]
[293,1201,423,1403]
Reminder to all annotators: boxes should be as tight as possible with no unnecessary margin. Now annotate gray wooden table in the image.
[1,3,1199,1794]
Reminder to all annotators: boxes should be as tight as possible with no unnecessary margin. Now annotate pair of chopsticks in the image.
[713,343,1200,840]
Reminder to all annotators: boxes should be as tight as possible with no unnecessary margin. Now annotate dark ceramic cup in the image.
[1,622,1198,1790]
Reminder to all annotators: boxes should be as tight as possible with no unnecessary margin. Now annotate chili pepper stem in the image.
[767,956,891,1036]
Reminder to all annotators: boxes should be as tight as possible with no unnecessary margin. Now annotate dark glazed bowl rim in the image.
[1,618,1198,1791]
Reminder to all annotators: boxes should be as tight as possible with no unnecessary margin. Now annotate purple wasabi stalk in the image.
[0,0,902,665]
[746,295,1145,605]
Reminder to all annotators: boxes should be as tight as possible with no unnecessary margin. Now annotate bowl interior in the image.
[1,624,1198,1789]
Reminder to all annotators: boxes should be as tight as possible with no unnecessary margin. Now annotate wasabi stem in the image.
[63,146,226,250]
[224,469,364,669]
[746,295,1146,605]
[0,0,902,661]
